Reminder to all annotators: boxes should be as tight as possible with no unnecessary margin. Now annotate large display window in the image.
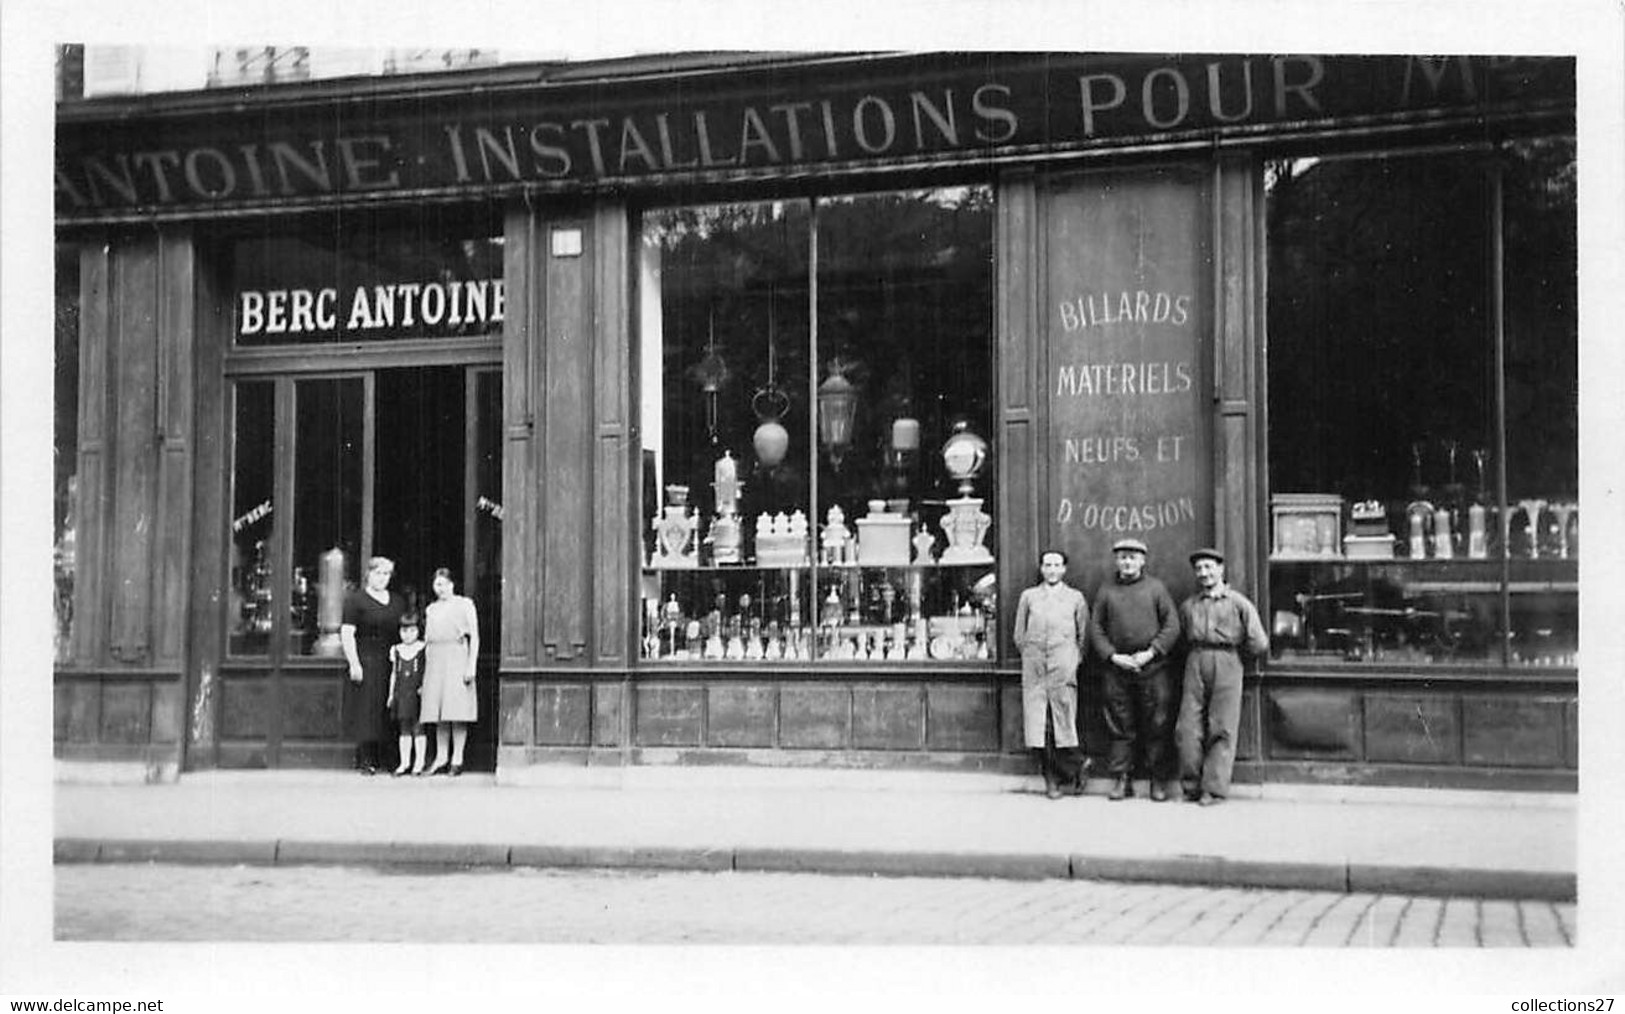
[1264,141,1577,669]
[637,187,996,664]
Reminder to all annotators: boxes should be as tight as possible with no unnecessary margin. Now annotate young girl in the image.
[386,613,428,777]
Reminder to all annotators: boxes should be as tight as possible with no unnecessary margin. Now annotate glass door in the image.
[221,365,501,769]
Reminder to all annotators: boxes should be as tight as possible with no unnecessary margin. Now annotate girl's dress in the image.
[390,647,426,726]
[420,594,479,723]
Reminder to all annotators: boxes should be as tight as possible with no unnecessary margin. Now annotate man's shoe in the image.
[1198,792,1223,806]
[1046,784,1063,800]
[1061,778,1087,797]
[1107,776,1128,801]
[1150,783,1169,802]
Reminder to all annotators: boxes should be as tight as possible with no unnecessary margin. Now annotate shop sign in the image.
[235,278,504,341]
[56,52,1572,219]
[1045,168,1212,602]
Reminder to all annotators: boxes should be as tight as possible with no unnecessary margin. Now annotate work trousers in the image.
[1176,647,1244,798]
[1021,643,1080,749]
[1031,708,1086,788]
[1102,662,1172,779]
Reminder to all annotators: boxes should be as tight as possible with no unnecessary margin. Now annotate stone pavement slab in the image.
[52,766,1577,900]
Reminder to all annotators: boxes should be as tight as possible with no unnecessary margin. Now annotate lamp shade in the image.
[941,420,989,496]
[751,385,791,467]
[753,420,789,466]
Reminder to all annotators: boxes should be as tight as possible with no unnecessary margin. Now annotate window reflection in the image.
[54,245,81,663]
[229,381,276,656]
[291,378,364,656]
[1502,137,1578,666]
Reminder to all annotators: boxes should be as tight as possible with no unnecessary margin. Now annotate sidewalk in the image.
[53,765,1578,901]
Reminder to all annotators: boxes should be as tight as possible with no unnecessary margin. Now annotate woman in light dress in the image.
[418,567,480,776]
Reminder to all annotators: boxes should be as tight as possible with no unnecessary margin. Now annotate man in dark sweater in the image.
[1089,538,1182,801]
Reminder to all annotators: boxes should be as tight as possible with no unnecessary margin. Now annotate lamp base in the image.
[939,496,994,564]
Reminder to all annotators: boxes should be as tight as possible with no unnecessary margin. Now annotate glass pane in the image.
[54,245,81,663]
[813,187,996,663]
[291,377,364,656]
[639,199,816,663]
[228,381,277,657]
[1265,155,1497,666]
[227,205,504,346]
[1502,137,1578,667]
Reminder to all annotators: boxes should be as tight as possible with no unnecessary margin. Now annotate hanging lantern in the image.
[817,364,859,470]
[689,310,730,446]
[752,295,789,467]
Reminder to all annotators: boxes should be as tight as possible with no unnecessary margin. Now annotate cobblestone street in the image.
[55,862,1577,946]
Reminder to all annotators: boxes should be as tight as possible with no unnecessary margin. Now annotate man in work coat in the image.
[1012,549,1090,800]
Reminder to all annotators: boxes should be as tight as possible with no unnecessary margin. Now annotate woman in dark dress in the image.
[339,555,406,774]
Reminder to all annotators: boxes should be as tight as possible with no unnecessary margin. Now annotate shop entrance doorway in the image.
[216,364,502,772]
[373,366,504,772]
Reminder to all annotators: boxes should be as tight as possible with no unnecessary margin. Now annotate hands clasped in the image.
[1110,649,1156,673]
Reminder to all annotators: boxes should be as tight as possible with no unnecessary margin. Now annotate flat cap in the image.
[1112,538,1149,555]
[1189,546,1225,565]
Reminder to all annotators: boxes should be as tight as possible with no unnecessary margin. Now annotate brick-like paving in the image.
[54,862,1577,946]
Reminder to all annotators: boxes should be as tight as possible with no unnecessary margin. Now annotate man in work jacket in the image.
[1176,547,1269,806]
[1089,537,1182,802]
[1012,549,1090,800]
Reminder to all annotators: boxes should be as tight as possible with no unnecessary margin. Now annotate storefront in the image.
[53,51,1577,787]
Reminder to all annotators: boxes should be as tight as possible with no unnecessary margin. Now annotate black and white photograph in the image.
[3,0,1623,1009]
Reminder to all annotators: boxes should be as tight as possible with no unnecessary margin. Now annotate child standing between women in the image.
[386,613,428,776]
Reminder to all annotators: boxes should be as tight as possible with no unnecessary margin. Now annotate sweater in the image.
[1088,574,1181,662]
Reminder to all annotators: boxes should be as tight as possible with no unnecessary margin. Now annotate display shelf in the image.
[1270,555,1578,569]
[1268,554,1577,668]
[639,558,997,664]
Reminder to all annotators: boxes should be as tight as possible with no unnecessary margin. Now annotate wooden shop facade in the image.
[52,51,1578,787]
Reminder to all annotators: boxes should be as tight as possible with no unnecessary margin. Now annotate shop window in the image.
[637,187,997,664]
[1264,142,1576,669]
[226,207,503,347]
[54,245,80,663]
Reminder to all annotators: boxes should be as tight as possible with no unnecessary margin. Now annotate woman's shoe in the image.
[410,765,426,777]
[423,763,448,777]
[448,764,463,777]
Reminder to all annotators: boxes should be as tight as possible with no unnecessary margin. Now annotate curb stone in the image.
[52,837,1576,901]
[1346,863,1576,902]
[509,845,733,871]
[734,848,1070,881]
[96,839,278,865]
[1071,854,1348,893]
